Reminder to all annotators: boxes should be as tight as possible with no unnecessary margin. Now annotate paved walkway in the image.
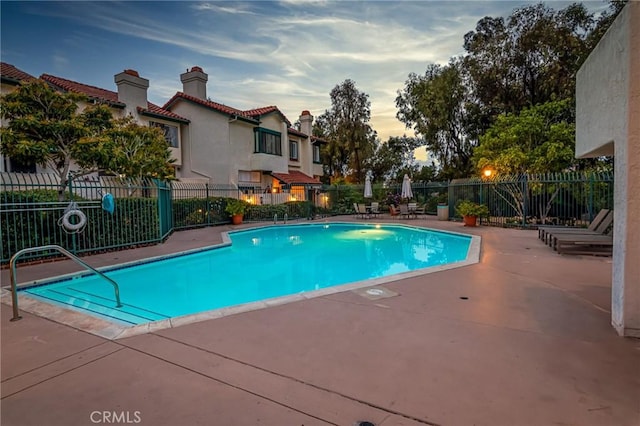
[2,216,639,426]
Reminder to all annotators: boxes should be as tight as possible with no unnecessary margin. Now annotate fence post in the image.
[447,182,453,220]
[205,183,210,225]
[155,179,172,240]
[68,176,77,255]
[589,172,595,222]
[521,174,528,227]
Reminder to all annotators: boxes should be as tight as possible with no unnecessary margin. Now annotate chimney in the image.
[180,66,208,99]
[114,69,149,113]
[299,110,313,136]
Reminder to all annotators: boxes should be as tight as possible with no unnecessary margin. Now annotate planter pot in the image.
[437,204,449,221]
[463,215,477,227]
[231,214,244,225]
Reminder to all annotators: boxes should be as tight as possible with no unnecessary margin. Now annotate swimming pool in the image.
[15,223,479,337]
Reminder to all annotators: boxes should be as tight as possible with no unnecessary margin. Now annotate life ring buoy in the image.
[62,209,87,232]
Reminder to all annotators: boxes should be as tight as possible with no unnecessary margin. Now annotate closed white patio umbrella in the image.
[364,175,373,198]
[401,174,413,200]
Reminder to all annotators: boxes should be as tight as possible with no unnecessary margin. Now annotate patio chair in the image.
[355,203,370,219]
[389,205,400,218]
[370,202,381,218]
[544,210,613,247]
[410,202,425,217]
[538,209,609,243]
[399,204,416,219]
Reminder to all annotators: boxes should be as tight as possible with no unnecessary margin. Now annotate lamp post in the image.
[480,168,495,224]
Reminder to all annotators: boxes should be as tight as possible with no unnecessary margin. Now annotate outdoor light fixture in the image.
[483,169,493,178]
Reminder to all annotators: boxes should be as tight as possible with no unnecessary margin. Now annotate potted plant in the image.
[455,200,489,227]
[225,199,248,225]
[385,193,401,214]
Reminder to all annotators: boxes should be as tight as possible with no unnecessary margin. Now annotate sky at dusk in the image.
[1,1,607,161]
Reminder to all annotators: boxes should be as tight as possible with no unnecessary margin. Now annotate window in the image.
[289,141,299,160]
[254,128,282,156]
[238,170,261,183]
[313,144,321,163]
[9,157,36,173]
[150,122,179,148]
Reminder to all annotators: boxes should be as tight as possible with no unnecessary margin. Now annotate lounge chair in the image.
[544,210,613,246]
[538,209,609,243]
[554,234,613,255]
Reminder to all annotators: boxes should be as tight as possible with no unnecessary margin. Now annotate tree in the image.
[314,79,375,183]
[396,60,475,179]
[0,80,105,198]
[463,3,596,118]
[472,99,576,222]
[365,135,420,183]
[77,116,175,180]
[413,163,438,183]
[1,80,175,199]
[585,1,628,53]
[472,99,576,175]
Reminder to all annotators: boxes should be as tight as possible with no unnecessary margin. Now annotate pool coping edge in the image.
[1,223,480,340]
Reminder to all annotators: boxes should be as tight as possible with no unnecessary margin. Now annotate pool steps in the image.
[25,287,168,325]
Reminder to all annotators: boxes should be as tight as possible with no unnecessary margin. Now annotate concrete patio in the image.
[1,216,639,426]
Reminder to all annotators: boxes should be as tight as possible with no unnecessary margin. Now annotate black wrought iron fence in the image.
[1,171,614,264]
[0,173,163,264]
[448,172,614,227]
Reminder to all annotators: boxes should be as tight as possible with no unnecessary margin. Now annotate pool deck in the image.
[2,216,639,426]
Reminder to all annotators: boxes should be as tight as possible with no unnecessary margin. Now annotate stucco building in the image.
[576,2,639,337]
[163,67,323,202]
[0,64,325,203]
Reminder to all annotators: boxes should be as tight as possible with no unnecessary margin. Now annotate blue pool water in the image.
[22,223,472,325]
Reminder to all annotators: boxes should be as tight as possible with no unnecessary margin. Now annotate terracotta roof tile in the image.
[288,127,308,138]
[243,106,278,116]
[271,171,321,185]
[40,73,187,122]
[311,135,327,144]
[1,62,36,83]
[41,73,122,105]
[244,105,291,126]
[163,92,257,122]
[137,104,189,123]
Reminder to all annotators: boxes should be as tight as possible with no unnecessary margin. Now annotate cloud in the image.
[17,1,548,142]
[191,2,257,15]
[52,52,69,72]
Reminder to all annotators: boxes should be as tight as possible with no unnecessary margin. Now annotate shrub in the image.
[455,200,490,218]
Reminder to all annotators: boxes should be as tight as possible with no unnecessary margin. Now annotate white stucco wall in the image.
[231,121,260,185]
[171,102,232,183]
[575,16,628,158]
[575,3,640,337]
[249,114,288,174]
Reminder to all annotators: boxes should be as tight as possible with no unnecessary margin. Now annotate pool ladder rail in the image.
[9,245,122,322]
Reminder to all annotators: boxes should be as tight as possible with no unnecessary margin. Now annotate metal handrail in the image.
[9,245,122,321]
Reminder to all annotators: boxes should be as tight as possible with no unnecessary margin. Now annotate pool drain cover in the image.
[356,422,375,426]
[353,286,398,300]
